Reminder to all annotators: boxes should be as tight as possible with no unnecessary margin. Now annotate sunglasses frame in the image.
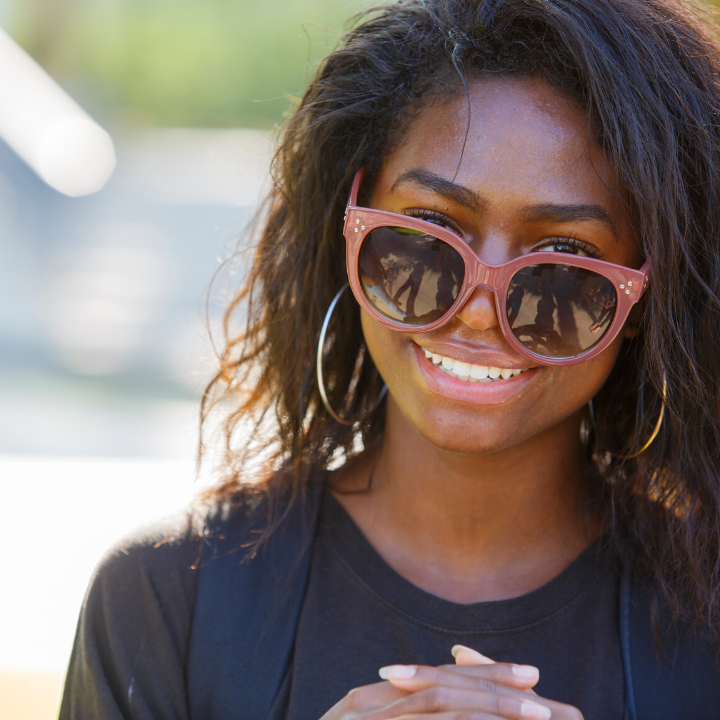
[343,168,650,366]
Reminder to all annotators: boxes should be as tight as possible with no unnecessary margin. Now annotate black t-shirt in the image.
[60,492,626,720]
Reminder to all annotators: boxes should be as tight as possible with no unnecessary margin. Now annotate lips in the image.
[420,347,529,383]
[411,342,539,405]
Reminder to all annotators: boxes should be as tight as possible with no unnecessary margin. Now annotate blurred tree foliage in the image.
[9,0,369,128]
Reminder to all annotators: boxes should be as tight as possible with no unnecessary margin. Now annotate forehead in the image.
[379,74,617,208]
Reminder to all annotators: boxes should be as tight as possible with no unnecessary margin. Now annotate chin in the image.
[404,405,525,456]
[425,430,518,455]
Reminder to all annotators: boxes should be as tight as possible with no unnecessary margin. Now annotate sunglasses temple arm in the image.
[347,167,365,210]
[639,259,651,298]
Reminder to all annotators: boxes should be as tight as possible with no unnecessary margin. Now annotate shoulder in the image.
[88,508,203,607]
[60,509,203,719]
[60,496,272,720]
[85,488,280,620]
[91,484,279,585]
[72,507,209,665]
[82,481,323,622]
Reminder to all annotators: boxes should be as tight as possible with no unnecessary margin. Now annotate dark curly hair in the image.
[201,0,720,644]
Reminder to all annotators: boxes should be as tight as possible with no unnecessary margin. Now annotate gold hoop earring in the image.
[587,376,667,459]
[316,283,387,425]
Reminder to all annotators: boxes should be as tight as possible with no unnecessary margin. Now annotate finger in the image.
[378,686,552,720]
[384,716,516,720]
[440,663,540,690]
[379,662,540,693]
[344,680,410,709]
[450,649,538,697]
[452,645,496,665]
[443,663,540,696]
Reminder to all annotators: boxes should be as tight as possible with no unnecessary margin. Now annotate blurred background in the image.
[0,1,366,717]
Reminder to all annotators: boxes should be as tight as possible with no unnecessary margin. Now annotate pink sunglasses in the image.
[343,168,649,366]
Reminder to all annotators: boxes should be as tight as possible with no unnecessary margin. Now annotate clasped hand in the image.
[321,646,584,720]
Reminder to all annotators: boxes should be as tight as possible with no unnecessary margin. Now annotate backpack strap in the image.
[622,564,720,719]
[618,564,638,720]
[187,484,323,720]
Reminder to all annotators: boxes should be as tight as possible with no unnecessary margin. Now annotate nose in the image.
[454,284,501,331]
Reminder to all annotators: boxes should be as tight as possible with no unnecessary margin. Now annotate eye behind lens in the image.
[506,263,617,359]
[358,226,465,326]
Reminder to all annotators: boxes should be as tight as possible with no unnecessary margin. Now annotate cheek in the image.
[360,310,450,439]
[551,339,623,411]
[360,309,413,387]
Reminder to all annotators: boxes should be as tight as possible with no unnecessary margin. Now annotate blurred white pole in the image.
[0,28,116,197]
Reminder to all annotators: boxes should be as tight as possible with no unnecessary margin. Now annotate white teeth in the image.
[423,348,443,364]
[420,347,528,383]
[470,365,489,379]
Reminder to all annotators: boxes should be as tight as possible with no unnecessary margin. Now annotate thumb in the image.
[451,645,496,666]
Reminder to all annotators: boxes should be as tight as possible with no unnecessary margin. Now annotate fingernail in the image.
[512,664,540,680]
[452,644,470,658]
[378,665,417,680]
[451,644,494,663]
[521,701,551,719]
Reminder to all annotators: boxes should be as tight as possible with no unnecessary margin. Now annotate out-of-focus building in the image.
[0,125,270,456]
[0,1,371,715]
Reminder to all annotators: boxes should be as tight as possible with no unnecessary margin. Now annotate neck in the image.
[331,399,600,603]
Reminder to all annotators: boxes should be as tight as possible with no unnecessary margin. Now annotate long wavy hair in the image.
[202,0,720,642]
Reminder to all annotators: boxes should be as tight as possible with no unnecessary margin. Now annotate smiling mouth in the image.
[420,347,530,383]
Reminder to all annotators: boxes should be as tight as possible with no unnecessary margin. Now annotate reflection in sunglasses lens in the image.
[507,264,617,359]
[358,227,465,325]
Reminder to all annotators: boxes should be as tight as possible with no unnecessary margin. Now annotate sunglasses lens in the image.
[507,264,617,359]
[358,226,465,325]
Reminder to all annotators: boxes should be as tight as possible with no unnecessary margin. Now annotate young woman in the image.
[60,1,720,719]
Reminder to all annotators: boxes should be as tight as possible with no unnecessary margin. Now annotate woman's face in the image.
[362,75,643,455]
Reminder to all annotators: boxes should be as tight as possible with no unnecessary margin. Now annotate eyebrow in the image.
[391,167,619,236]
[390,169,485,211]
[521,202,619,235]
